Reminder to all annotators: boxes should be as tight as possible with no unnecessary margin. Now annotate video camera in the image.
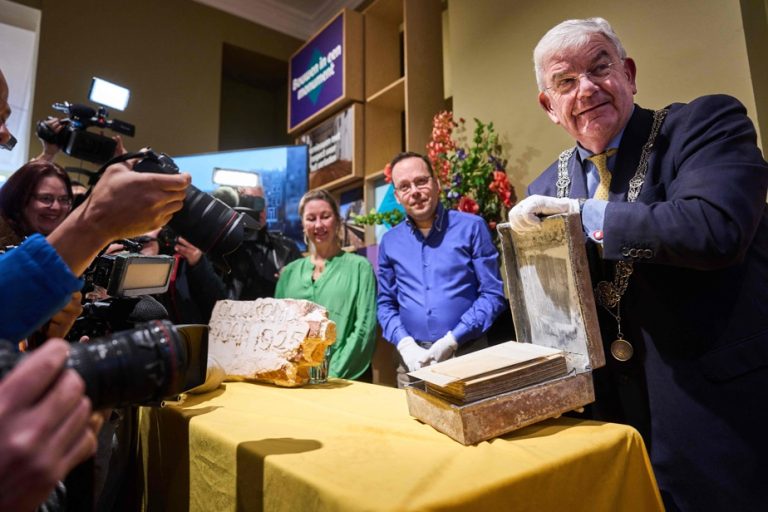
[83,238,175,298]
[36,101,135,164]
[0,320,208,409]
[69,234,176,341]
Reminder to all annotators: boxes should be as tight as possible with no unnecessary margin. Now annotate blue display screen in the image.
[173,145,309,251]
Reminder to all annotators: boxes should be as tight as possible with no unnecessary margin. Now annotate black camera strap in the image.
[92,150,154,181]
[71,150,155,220]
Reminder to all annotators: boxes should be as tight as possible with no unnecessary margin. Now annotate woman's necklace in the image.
[311,257,325,282]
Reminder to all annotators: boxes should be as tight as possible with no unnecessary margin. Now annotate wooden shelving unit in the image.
[361,0,444,246]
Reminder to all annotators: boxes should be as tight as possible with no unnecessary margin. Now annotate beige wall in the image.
[15,0,300,166]
[448,0,761,197]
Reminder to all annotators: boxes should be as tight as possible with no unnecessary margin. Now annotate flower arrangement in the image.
[354,111,516,234]
[427,111,515,232]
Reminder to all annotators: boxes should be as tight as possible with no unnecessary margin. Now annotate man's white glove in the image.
[507,195,579,232]
[397,336,430,372]
[421,331,458,366]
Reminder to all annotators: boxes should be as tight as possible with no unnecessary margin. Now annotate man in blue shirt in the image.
[377,152,506,387]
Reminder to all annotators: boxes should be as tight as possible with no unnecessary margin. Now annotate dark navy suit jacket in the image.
[529,95,768,511]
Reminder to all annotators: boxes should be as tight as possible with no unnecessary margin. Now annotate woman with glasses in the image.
[276,189,377,382]
[0,159,74,246]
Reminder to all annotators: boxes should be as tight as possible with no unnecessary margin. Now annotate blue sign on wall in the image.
[289,14,345,132]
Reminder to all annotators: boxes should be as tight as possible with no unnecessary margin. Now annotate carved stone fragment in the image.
[208,298,336,387]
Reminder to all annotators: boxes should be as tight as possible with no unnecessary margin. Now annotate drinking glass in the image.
[309,347,330,384]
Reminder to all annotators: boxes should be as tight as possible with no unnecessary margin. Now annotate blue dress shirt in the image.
[0,234,83,344]
[377,203,506,346]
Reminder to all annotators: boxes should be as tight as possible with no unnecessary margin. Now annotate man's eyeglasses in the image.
[546,61,621,96]
[33,194,73,207]
[395,175,432,195]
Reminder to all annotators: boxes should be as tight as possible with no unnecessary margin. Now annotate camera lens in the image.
[66,320,205,409]
[132,152,256,264]
[169,185,248,257]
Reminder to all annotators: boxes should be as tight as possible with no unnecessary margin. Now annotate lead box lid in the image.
[497,214,605,371]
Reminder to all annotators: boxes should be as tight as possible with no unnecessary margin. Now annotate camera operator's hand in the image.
[48,161,190,276]
[34,117,63,162]
[175,236,202,266]
[45,291,83,339]
[0,339,100,512]
[112,134,127,157]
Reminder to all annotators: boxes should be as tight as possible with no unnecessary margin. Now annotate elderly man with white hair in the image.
[508,17,768,511]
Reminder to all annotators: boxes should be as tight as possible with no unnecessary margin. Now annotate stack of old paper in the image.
[408,342,568,405]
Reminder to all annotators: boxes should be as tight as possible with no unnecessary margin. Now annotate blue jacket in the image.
[0,234,82,343]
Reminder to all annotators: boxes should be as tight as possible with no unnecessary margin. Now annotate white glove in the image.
[508,195,579,232]
[397,336,430,372]
[421,331,458,366]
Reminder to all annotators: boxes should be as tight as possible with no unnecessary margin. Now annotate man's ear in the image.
[538,91,560,125]
[623,57,638,95]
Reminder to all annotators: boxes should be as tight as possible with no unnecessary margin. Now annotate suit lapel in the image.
[612,106,655,201]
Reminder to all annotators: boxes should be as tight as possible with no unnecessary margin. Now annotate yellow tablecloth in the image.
[140,380,662,512]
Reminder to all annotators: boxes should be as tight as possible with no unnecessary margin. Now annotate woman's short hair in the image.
[533,17,627,92]
[0,159,73,236]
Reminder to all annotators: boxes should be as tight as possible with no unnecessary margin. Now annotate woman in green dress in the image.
[275,190,377,381]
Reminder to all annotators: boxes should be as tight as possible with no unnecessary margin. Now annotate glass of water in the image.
[309,347,330,384]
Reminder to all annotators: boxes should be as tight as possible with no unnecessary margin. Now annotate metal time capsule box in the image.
[405,214,605,444]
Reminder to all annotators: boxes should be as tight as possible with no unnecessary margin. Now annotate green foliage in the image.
[352,208,404,227]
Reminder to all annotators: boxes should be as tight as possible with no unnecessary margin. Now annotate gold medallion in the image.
[610,338,634,362]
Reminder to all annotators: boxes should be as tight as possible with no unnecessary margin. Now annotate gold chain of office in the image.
[555,109,668,355]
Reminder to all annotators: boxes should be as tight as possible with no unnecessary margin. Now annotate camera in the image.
[0,320,208,409]
[71,236,176,340]
[85,251,175,298]
[128,150,259,267]
[156,226,180,256]
[37,102,135,164]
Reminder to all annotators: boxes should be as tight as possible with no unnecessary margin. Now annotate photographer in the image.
[225,185,301,300]
[0,67,189,511]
